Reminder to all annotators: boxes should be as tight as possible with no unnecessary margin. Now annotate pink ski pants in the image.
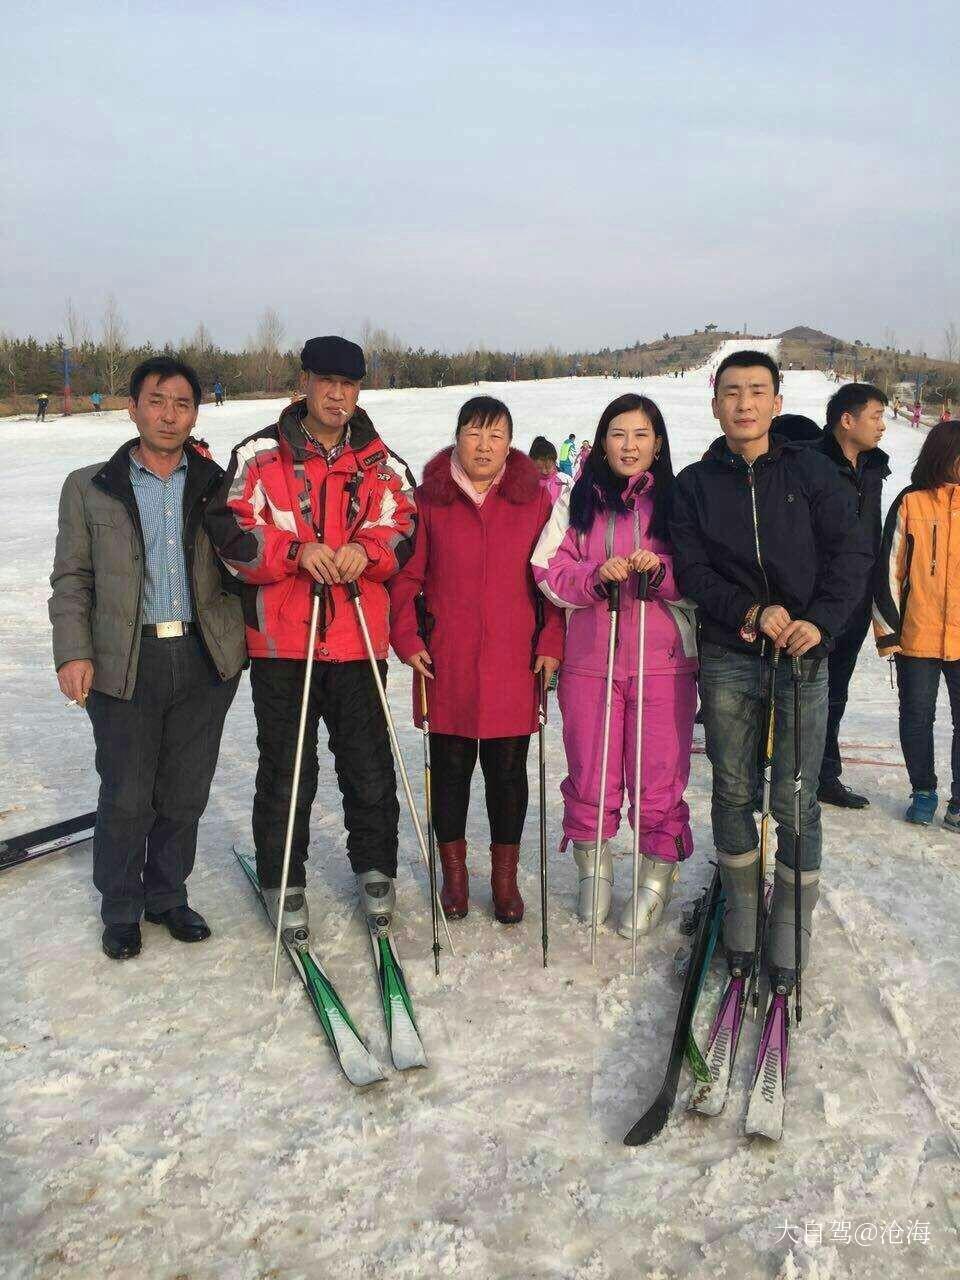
[557,669,697,862]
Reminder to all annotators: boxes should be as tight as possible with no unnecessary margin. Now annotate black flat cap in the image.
[300,336,366,380]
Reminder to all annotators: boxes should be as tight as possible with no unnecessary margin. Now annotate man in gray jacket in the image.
[50,356,246,960]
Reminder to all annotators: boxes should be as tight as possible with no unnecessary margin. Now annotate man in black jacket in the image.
[671,350,873,989]
[812,383,890,808]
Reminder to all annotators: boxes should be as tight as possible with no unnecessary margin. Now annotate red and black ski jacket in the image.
[207,401,417,662]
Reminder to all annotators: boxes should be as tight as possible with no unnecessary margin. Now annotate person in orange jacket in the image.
[874,418,960,828]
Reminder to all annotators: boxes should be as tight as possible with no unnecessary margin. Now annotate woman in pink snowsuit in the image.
[532,394,698,939]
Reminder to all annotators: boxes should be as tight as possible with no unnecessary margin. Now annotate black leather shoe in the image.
[102,923,142,960]
[817,779,869,809]
[144,904,211,942]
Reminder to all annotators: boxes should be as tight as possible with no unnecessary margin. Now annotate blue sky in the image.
[3,0,958,357]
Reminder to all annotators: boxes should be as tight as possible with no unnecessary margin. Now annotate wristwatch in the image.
[740,604,761,644]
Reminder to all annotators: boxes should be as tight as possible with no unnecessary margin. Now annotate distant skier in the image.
[213,379,225,406]
[911,402,922,429]
[36,392,49,422]
[90,391,103,414]
[558,433,577,476]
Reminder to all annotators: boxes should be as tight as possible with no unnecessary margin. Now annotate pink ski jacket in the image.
[532,472,698,679]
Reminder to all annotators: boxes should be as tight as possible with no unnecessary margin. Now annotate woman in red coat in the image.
[390,397,564,924]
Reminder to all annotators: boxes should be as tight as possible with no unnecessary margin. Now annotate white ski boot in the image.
[357,870,396,932]
[617,854,679,938]
[572,841,613,924]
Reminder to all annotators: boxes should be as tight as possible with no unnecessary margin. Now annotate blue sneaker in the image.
[905,790,938,824]
[944,803,960,833]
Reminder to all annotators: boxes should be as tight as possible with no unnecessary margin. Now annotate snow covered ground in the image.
[2,346,958,1279]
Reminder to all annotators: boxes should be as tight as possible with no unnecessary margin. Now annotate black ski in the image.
[623,866,722,1146]
[0,812,96,872]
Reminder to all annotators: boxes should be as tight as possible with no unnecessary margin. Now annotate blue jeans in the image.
[895,655,960,804]
[699,642,829,872]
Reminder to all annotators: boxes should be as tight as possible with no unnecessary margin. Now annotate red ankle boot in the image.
[490,843,524,924]
[438,839,469,919]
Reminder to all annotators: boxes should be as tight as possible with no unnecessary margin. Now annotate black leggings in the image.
[430,734,530,845]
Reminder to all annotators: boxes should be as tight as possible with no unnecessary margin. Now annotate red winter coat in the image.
[389,447,565,738]
[208,402,416,662]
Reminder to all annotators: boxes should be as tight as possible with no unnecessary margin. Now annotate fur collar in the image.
[420,446,541,506]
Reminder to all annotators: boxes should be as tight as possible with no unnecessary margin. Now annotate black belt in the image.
[141,621,194,638]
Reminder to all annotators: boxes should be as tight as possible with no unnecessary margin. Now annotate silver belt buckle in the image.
[155,620,185,639]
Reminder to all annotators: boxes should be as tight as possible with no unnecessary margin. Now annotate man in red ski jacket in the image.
[208,336,417,930]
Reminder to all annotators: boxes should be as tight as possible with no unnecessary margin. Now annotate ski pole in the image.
[419,674,442,976]
[629,569,649,977]
[346,581,454,958]
[538,668,549,969]
[414,594,441,974]
[792,655,804,1025]
[591,580,620,966]
[750,643,780,1015]
[272,582,322,993]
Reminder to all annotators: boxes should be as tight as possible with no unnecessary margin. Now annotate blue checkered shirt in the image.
[129,450,192,624]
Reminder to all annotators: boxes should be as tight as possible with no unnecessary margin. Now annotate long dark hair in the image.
[911,420,960,489]
[569,394,674,539]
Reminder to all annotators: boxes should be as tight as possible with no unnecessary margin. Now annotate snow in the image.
[2,344,959,1279]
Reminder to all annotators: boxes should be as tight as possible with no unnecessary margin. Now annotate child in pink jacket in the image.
[532,394,698,938]
[529,435,572,505]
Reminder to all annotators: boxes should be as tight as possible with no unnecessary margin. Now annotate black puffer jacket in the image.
[671,435,874,656]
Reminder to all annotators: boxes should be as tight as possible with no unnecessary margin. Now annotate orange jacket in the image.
[874,484,960,659]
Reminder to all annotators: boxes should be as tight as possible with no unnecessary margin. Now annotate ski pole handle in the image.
[606,581,620,612]
[346,581,361,601]
[635,569,649,601]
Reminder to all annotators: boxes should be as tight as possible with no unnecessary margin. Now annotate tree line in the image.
[2,301,957,409]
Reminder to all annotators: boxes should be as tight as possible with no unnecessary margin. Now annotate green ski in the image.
[367,922,427,1071]
[234,846,386,1088]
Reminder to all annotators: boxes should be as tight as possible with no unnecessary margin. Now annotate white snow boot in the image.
[357,870,396,931]
[572,841,613,924]
[617,855,679,939]
[262,886,309,936]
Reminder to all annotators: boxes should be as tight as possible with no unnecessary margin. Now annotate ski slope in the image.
[2,348,958,1279]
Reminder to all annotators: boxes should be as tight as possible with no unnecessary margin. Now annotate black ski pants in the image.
[86,634,239,924]
[430,733,530,845]
[819,602,872,787]
[249,657,399,888]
